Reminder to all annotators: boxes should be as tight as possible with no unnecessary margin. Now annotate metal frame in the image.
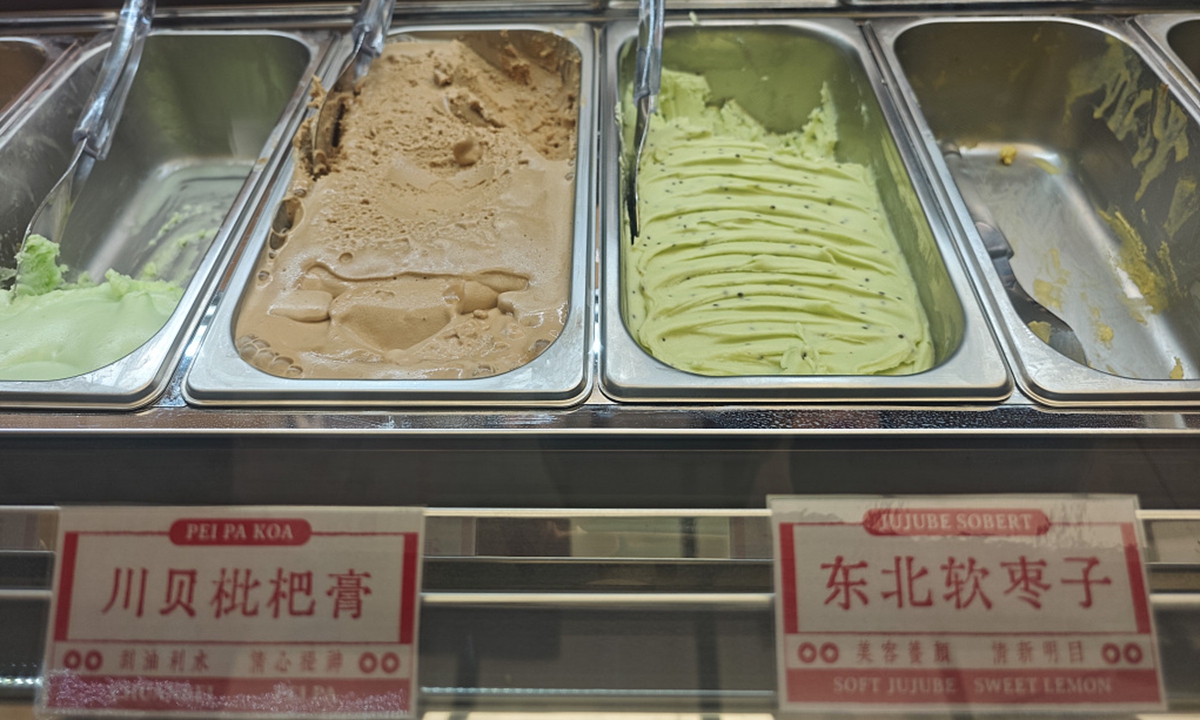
[1,3,1200,714]
[2,507,1198,709]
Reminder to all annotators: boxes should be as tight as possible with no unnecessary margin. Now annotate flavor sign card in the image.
[40,507,424,718]
[770,496,1165,714]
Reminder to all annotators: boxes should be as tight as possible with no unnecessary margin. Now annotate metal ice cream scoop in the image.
[18,0,154,258]
[942,145,1088,366]
[625,0,664,241]
[307,0,396,169]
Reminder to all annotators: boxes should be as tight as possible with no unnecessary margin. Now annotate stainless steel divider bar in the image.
[422,592,776,610]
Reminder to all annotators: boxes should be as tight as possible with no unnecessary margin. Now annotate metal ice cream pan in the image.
[599,20,1011,403]
[0,35,75,130]
[1137,14,1200,101]
[184,23,595,407]
[872,16,1200,406]
[0,29,327,408]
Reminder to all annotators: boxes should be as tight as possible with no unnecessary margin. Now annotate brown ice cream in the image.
[236,32,580,379]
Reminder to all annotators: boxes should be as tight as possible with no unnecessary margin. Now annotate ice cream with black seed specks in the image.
[623,69,933,376]
[235,34,580,380]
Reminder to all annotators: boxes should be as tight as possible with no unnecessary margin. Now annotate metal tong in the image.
[307,0,396,168]
[19,0,154,256]
[942,144,1088,366]
[625,0,664,241]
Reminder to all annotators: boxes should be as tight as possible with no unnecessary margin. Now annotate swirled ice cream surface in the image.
[623,69,934,376]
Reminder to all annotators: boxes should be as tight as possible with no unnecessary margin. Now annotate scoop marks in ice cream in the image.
[623,69,934,376]
[236,35,580,380]
[0,235,183,380]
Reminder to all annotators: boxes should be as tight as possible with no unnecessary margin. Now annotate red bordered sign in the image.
[769,496,1164,714]
[40,506,424,718]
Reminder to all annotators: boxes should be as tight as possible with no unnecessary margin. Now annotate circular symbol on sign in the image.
[798,643,818,664]
[820,643,839,664]
[63,650,82,670]
[359,652,378,674]
[84,651,103,671]
[381,652,400,674]
[1102,643,1122,664]
[1124,643,1143,664]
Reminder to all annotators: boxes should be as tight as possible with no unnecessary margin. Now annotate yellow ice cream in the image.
[1170,356,1184,380]
[623,70,933,376]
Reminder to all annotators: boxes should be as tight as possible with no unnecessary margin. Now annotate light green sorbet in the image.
[624,69,934,376]
[0,235,183,380]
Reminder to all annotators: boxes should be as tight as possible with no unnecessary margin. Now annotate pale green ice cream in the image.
[624,69,934,376]
[0,235,183,380]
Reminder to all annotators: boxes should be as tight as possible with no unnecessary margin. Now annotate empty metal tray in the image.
[874,16,1200,405]
[1138,14,1200,109]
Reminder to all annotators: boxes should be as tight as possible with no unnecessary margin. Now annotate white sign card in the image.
[40,506,424,718]
[770,495,1165,713]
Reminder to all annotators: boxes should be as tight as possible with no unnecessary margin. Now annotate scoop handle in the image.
[633,0,664,105]
[73,0,154,162]
[942,148,1014,261]
[349,0,397,79]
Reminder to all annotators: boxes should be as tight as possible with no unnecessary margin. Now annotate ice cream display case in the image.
[1,0,1200,716]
